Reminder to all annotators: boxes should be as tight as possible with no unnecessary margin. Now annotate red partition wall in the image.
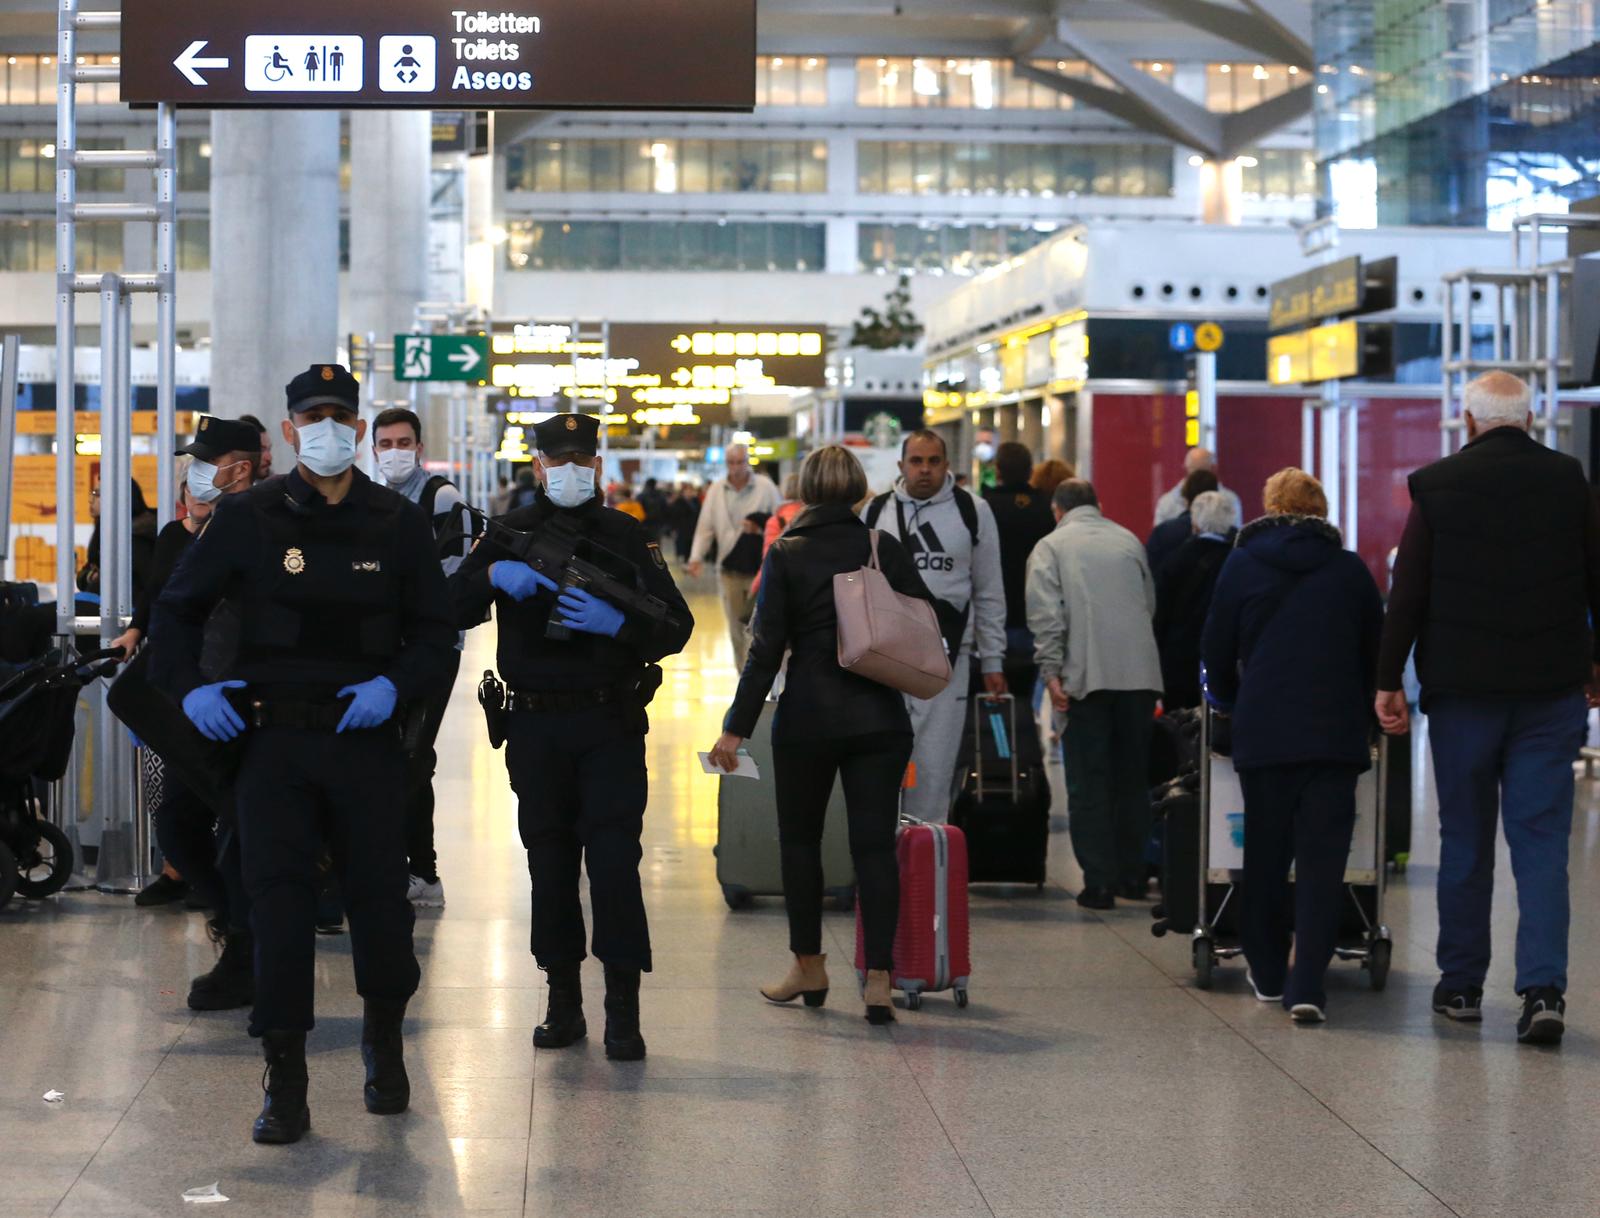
[1345,396,1441,590]
[1087,389,1304,536]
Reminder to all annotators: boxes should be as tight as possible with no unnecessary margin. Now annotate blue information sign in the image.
[1169,323,1196,353]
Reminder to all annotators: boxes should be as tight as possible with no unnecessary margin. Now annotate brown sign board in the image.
[120,0,755,111]
[1269,256,1397,333]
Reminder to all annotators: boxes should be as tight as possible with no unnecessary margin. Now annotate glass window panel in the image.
[1206,64,1232,111]
[710,141,741,192]
[799,140,827,192]
[11,139,38,192]
[968,142,999,194]
[588,140,622,192]
[705,221,738,270]
[562,141,592,192]
[618,220,655,270]
[969,60,999,110]
[1000,62,1031,109]
[945,61,974,108]
[178,218,209,270]
[679,139,710,193]
[505,143,531,190]
[678,221,710,269]
[586,221,621,270]
[945,226,975,275]
[533,141,562,191]
[858,223,887,270]
[733,141,768,191]
[884,141,914,195]
[795,223,824,271]
[623,140,653,193]
[857,141,885,192]
[971,226,1005,271]
[1147,145,1174,196]
[857,58,883,106]
[11,57,39,106]
[944,142,975,195]
[766,56,798,106]
[1060,145,1092,195]
[893,224,920,268]
[1031,144,1060,196]
[754,56,771,105]
[1117,146,1146,195]
[913,225,942,270]
[798,57,827,106]
[912,142,944,195]
[1089,147,1116,194]
[767,140,800,192]
[1000,143,1031,194]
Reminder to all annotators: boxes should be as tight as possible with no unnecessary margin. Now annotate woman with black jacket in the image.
[1201,468,1384,1024]
[709,446,935,1025]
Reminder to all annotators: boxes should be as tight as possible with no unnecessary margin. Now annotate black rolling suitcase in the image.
[950,693,1051,886]
[1150,777,1200,935]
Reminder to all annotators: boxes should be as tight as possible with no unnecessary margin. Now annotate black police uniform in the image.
[151,365,456,1141]
[451,413,692,1058]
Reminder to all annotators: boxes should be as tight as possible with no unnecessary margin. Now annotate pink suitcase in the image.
[856,821,972,1009]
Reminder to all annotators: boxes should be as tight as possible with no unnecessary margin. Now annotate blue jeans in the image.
[1428,693,1586,994]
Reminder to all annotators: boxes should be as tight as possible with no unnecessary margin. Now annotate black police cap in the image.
[533,412,600,458]
[285,364,361,414]
[177,415,262,462]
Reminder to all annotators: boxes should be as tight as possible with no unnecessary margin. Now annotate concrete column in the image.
[998,403,1020,443]
[210,111,341,474]
[348,109,432,410]
[1199,158,1243,226]
[1020,399,1045,458]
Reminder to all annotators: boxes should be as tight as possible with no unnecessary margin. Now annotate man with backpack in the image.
[373,408,474,908]
[863,430,1006,822]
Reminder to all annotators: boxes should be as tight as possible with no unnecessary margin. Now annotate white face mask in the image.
[973,442,996,464]
[186,458,247,504]
[543,461,596,509]
[295,417,358,477]
[376,448,418,485]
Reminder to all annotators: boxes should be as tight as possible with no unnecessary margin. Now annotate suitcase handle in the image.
[972,693,1020,802]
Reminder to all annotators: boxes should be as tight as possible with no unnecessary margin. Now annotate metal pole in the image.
[1343,397,1359,552]
[1545,269,1561,450]
[1440,280,1454,459]
[1319,384,1341,528]
[1301,399,1315,474]
[55,0,78,635]
[155,101,177,526]
[1195,350,1217,453]
[0,335,19,567]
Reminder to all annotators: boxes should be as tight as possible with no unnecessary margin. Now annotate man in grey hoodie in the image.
[863,430,1007,822]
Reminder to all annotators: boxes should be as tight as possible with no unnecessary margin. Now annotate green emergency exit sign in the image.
[395,334,490,383]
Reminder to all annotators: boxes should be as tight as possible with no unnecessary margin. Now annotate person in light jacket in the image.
[688,445,783,669]
[709,446,936,1026]
[1026,479,1163,909]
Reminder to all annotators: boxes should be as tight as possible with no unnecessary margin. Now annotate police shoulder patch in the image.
[646,542,667,570]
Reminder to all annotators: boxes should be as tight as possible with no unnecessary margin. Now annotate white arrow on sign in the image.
[447,346,483,375]
[175,40,230,87]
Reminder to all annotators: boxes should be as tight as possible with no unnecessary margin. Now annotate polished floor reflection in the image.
[6,575,1600,1216]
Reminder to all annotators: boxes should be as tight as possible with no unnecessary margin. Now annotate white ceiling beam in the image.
[1046,16,1223,154]
[1126,0,1312,66]
[1220,80,1313,156]
[1009,60,1163,132]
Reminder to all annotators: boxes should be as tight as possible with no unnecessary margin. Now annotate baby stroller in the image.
[0,645,123,909]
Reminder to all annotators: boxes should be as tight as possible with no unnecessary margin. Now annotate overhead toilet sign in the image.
[121,0,756,111]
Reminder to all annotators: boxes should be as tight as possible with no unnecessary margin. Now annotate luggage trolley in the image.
[1190,704,1393,991]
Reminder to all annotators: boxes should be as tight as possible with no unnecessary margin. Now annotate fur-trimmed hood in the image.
[1234,513,1345,574]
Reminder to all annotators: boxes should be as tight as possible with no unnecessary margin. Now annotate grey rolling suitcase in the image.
[716,700,856,910]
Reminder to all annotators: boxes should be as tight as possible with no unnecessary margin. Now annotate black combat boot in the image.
[252,1030,311,1145]
[532,963,586,1049]
[361,997,410,1114]
[188,922,255,1011]
[602,965,646,1062]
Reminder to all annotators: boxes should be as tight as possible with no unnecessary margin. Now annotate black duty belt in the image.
[506,686,619,714]
[244,697,351,733]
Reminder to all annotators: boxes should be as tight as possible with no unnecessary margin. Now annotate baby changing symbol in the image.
[378,36,436,93]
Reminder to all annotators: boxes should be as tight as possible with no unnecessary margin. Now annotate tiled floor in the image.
[5,574,1600,1217]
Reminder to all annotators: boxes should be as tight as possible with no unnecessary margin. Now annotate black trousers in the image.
[1238,763,1361,1009]
[234,725,419,1037]
[152,775,250,933]
[506,704,651,971]
[404,649,461,882]
[771,731,911,972]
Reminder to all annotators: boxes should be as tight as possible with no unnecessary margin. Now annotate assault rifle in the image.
[459,504,674,641]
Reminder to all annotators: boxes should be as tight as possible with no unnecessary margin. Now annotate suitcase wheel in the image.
[954,988,969,1009]
[1192,937,1215,990]
[1366,937,1392,992]
[905,991,922,1011]
[721,885,753,911]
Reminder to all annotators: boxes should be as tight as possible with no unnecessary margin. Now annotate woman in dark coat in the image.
[1201,468,1383,1024]
[1154,489,1238,709]
[709,445,935,1025]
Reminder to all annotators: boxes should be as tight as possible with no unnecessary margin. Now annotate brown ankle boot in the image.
[760,954,829,1007]
[863,969,896,1025]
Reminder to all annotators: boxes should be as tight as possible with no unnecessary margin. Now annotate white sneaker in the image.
[1290,1003,1326,1024]
[1246,971,1283,1003]
[407,874,445,908]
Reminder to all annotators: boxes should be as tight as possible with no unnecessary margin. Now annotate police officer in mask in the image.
[152,365,455,1145]
[452,413,692,1062]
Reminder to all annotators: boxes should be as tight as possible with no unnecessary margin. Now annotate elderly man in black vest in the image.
[1376,371,1600,1047]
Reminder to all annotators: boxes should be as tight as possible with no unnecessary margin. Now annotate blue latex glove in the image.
[182,680,248,743]
[491,561,557,602]
[554,588,624,638]
[127,728,143,750]
[337,675,398,733]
